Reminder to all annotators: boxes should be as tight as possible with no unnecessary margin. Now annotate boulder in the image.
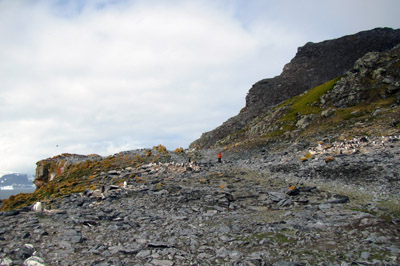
[296,114,316,129]
[23,256,45,266]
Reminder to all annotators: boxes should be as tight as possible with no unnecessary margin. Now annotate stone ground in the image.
[1,137,399,266]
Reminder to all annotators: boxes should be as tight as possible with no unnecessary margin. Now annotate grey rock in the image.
[3,210,20,216]
[216,247,229,258]
[321,108,335,117]
[273,262,303,266]
[16,244,35,260]
[23,256,46,266]
[360,251,370,260]
[318,203,332,210]
[136,249,151,258]
[383,76,394,84]
[218,225,231,233]
[151,259,174,266]
[59,230,82,243]
[278,198,292,207]
[268,192,288,202]
[327,194,350,204]
[296,114,316,129]
[0,257,13,266]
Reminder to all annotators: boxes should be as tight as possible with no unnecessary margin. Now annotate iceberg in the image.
[0,185,14,190]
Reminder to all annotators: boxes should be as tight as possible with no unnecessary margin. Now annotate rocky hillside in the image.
[0,29,400,266]
[191,27,400,149]
[0,135,399,265]
[210,44,400,148]
[34,153,102,189]
[0,145,178,211]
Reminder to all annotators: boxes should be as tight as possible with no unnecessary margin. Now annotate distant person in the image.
[217,152,222,163]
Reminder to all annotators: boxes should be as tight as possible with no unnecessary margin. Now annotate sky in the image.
[1,0,399,176]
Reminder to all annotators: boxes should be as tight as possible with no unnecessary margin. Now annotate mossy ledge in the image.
[0,145,172,211]
[213,42,400,151]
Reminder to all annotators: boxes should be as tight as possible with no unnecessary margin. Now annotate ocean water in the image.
[0,187,35,200]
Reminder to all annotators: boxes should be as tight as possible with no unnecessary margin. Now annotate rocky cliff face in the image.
[34,153,102,189]
[191,27,400,148]
[209,43,400,148]
[321,45,400,108]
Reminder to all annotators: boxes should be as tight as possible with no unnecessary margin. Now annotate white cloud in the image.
[1,0,399,175]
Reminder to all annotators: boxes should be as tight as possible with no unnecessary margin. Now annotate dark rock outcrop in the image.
[34,153,102,189]
[321,44,400,108]
[229,43,400,146]
[191,27,400,148]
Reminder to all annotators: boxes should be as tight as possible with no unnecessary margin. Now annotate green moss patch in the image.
[282,77,341,120]
[1,150,172,211]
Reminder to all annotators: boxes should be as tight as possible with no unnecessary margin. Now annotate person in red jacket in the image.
[217,152,222,163]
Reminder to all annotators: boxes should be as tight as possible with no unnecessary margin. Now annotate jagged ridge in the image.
[214,44,400,149]
[191,27,400,148]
